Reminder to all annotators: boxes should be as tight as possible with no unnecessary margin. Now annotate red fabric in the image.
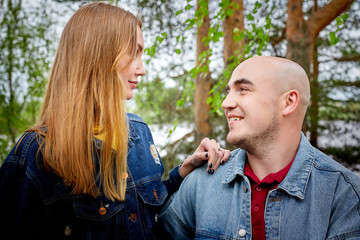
[244,159,294,240]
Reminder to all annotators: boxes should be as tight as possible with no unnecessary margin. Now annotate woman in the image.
[0,2,228,240]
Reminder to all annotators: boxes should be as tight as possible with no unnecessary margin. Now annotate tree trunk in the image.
[310,40,319,148]
[285,0,353,146]
[223,0,245,67]
[194,0,211,144]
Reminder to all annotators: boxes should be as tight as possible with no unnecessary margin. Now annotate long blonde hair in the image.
[30,2,141,201]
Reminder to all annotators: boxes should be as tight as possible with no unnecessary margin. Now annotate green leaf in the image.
[225,9,234,17]
[177,99,184,107]
[341,13,349,22]
[175,49,181,54]
[156,36,164,43]
[175,10,183,16]
[246,14,254,21]
[336,16,342,26]
[329,32,339,45]
[161,32,168,38]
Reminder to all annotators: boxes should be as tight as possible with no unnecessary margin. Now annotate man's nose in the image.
[221,92,236,110]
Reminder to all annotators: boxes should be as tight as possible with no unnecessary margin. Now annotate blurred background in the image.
[1,0,359,176]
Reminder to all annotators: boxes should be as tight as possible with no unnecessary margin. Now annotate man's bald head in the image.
[233,56,310,113]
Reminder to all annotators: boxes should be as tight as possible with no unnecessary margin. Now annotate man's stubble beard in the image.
[228,113,280,157]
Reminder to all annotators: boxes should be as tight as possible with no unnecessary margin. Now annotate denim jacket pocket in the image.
[73,195,124,221]
[135,174,168,206]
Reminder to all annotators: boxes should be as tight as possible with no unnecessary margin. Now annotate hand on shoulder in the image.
[179,138,230,178]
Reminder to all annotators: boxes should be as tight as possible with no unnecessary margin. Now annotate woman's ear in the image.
[282,89,299,116]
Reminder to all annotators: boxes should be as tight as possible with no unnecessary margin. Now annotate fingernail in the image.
[208,169,212,174]
[209,163,213,168]
[205,152,208,158]
[210,169,214,174]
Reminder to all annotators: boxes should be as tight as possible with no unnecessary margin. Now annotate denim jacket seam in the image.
[312,159,360,200]
[24,164,49,200]
[19,132,37,165]
[327,229,360,240]
[169,204,194,234]
[195,229,238,240]
[134,173,162,186]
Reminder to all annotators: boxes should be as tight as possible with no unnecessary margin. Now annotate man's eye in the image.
[240,87,248,92]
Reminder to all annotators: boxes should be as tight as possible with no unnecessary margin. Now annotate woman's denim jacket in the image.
[0,113,183,239]
[158,133,360,240]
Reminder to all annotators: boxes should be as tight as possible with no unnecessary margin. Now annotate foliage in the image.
[0,0,58,162]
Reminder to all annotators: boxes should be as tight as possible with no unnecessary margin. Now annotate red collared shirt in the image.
[244,159,294,240]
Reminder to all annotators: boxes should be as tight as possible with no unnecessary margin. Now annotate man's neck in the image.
[246,134,301,181]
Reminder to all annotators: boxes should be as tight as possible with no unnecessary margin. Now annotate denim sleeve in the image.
[162,165,184,197]
[326,173,360,240]
[0,160,47,237]
[157,170,198,239]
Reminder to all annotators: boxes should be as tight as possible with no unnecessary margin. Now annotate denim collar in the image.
[222,133,315,200]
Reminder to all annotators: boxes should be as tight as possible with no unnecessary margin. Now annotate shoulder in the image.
[181,149,244,190]
[3,131,42,167]
[313,147,358,177]
[312,147,360,195]
[127,112,146,124]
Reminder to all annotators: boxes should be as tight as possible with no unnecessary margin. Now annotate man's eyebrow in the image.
[226,78,254,91]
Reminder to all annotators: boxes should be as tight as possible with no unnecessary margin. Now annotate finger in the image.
[210,148,224,172]
[221,149,230,164]
[206,141,218,174]
[190,151,209,168]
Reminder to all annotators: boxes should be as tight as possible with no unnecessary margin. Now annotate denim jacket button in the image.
[238,229,246,237]
[130,213,137,222]
[99,207,107,215]
[153,189,158,200]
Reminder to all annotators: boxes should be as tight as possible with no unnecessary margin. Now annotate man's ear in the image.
[282,89,299,116]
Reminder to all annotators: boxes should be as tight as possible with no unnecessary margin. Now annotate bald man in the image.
[157,56,360,240]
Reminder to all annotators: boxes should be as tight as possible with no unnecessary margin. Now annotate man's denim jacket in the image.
[0,113,183,240]
[158,133,360,240]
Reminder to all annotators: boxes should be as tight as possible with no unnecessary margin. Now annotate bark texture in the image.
[194,0,211,144]
[223,0,245,67]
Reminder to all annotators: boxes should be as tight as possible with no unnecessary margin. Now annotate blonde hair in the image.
[30,2,142,201]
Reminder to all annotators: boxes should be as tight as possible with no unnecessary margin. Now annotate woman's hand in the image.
[179,138,230,178]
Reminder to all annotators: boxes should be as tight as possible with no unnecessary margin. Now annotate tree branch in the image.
[334,55,360,62]
[307,0,354,38]
[270,26,287,46]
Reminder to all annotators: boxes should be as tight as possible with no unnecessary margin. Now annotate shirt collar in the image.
[222,133,315,200]
[277,133,315,199]
[222,148,247,184]
[244,158,294,185]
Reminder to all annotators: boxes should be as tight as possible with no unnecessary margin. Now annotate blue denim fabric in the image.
[0,113,183,240]
[158,133,360,240]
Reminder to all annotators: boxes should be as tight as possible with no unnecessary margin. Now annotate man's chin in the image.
[227,134,245,148]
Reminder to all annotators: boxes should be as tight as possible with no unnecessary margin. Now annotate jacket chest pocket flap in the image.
[135,174,167,206]
[73,196,124,221]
